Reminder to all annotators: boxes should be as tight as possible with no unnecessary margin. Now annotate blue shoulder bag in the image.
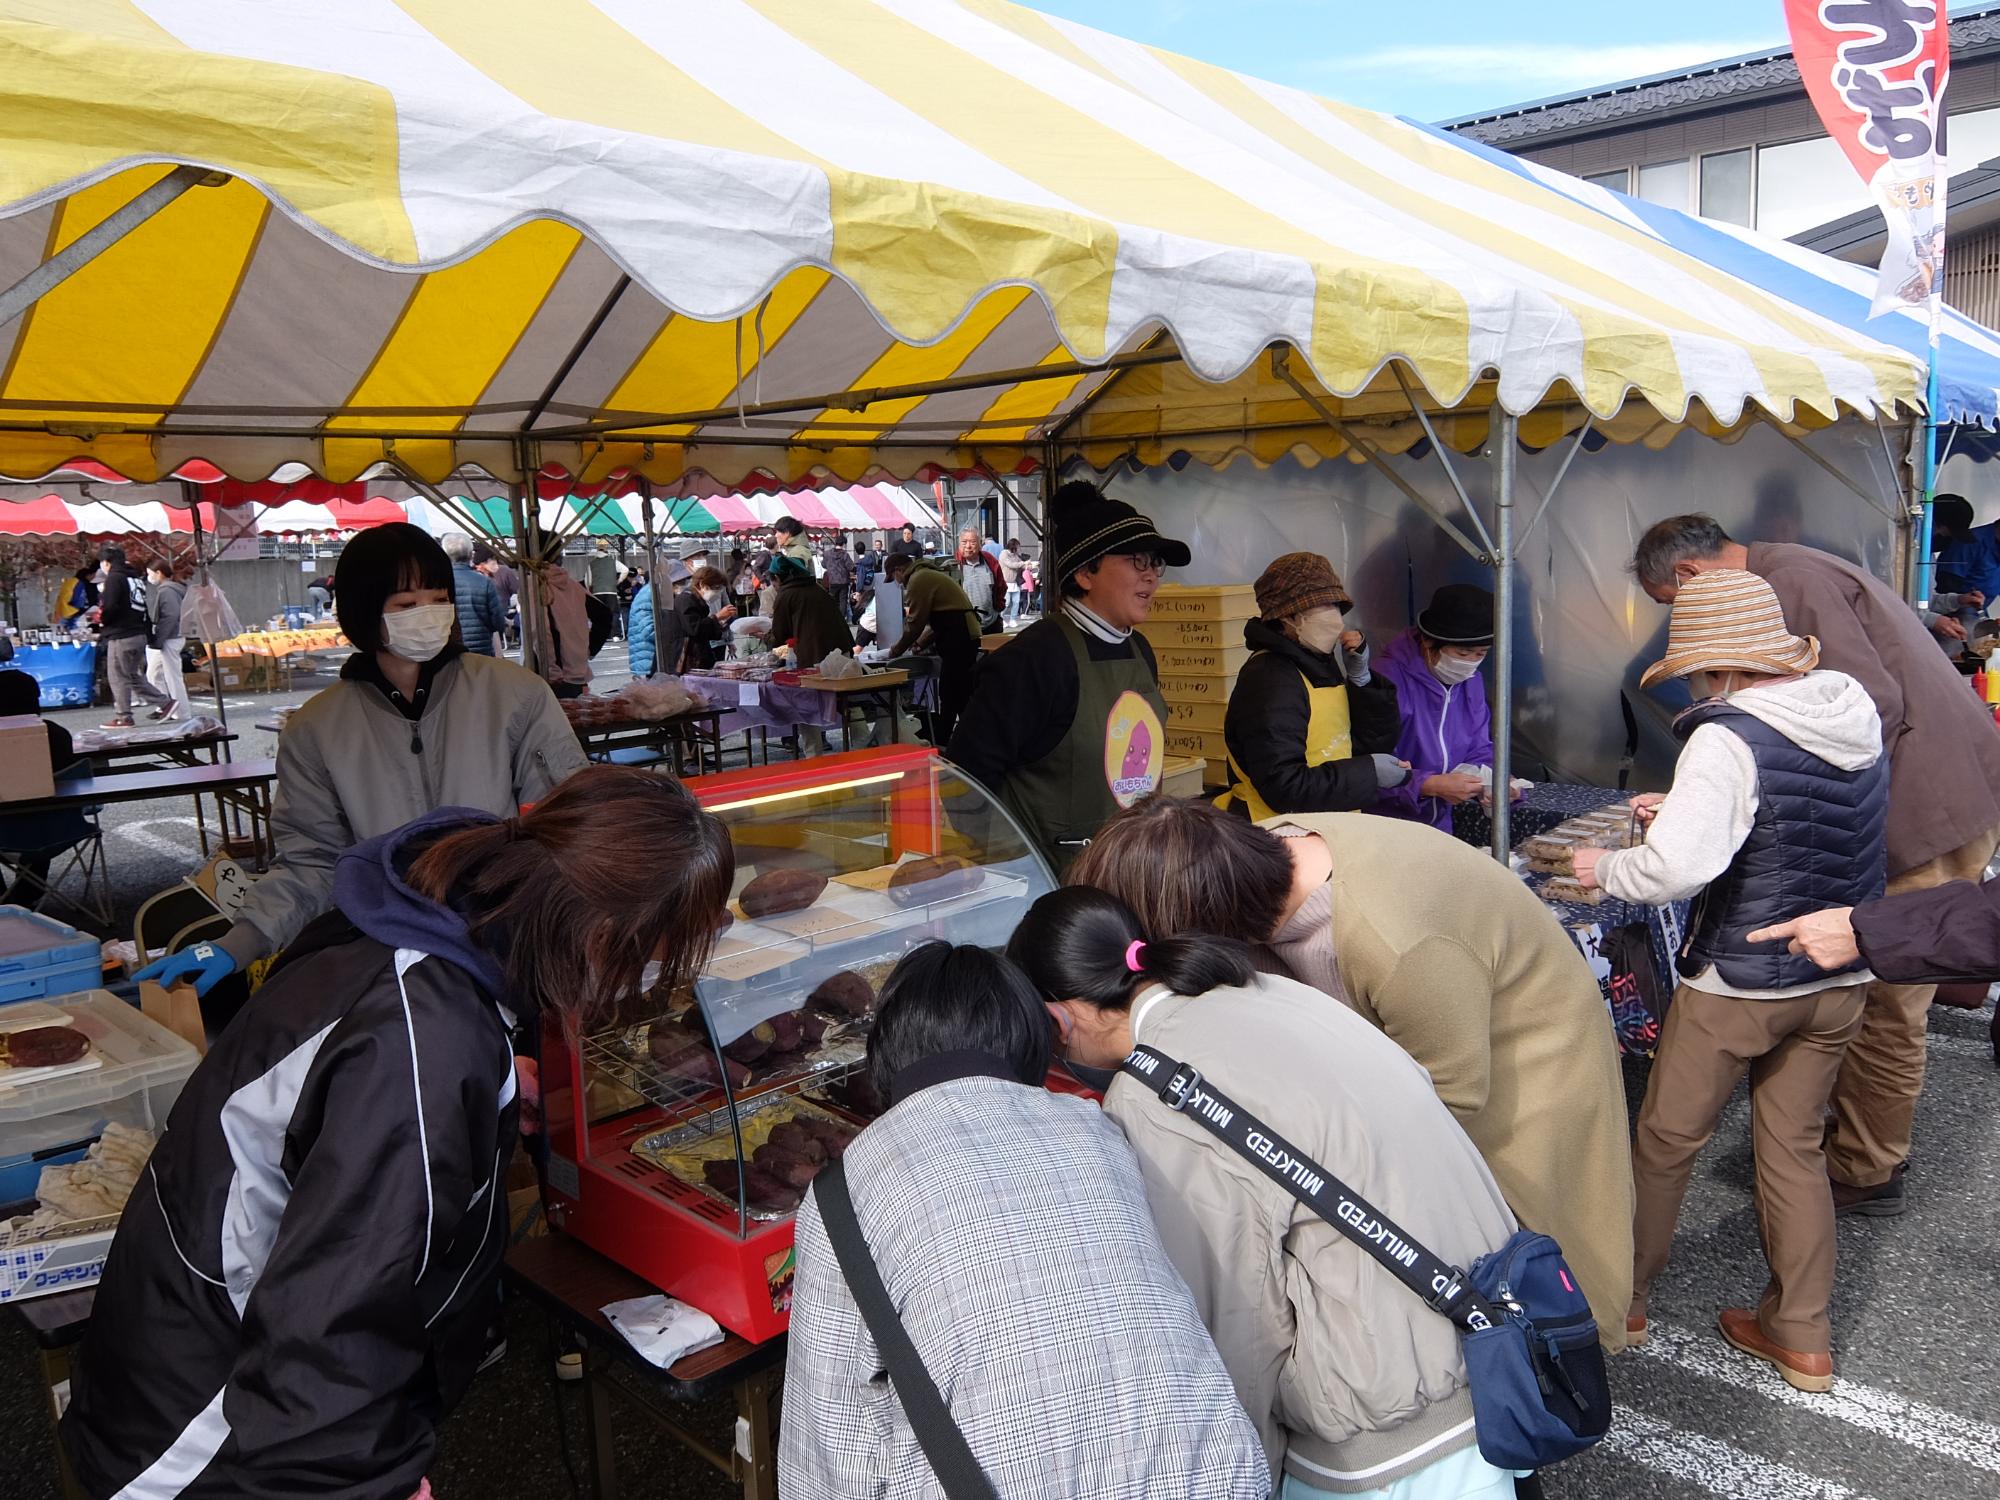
[1120,1045,1611,1473]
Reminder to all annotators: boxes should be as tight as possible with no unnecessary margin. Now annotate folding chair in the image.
[133,881,228,968]
[0,795,109,929]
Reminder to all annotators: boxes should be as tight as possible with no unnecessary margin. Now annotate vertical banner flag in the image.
[1785,0,1952,319]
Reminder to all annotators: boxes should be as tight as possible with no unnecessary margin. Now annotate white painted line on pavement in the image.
[1638,1321,2000,1474]
[1604,1405,1872,1499]
[111,816,204,861]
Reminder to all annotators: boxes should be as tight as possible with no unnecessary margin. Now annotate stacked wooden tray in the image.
[1142,584,1256,789]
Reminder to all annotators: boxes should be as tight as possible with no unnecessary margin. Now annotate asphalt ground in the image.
[4,638,1997,1499]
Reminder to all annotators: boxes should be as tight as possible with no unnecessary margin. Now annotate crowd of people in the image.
[31,481,2000,1500]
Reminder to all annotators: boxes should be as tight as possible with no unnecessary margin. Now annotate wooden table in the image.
[792,669,912,747]
[572,706,726,777]
[503,1234,785,1500]
[2,760,278,867]
[9,1286,94,1500]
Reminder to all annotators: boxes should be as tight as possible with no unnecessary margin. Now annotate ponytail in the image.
[1008,887,1257,1012]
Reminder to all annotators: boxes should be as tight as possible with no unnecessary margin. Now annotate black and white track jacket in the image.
[64,811,520,1500]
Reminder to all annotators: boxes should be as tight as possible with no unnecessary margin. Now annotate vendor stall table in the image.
[72,724,236,774]
[198,627,347,694]
[3,761,277,867]
[1457,783,1687,1059]
[572,706,726,777]
[9,1286,93,1500]
[793,669,911,749]
[504,1234,784,1500]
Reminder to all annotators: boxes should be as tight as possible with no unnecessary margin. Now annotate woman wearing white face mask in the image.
[135,524,590,999]
[1374,585,1501,834]
[1218,552,1406,818]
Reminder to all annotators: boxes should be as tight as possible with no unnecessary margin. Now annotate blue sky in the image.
[1024,0,1795,121]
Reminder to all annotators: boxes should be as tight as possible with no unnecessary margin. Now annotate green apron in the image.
[1001,617,1169,874]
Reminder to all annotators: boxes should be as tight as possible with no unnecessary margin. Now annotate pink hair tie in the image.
[1124,940,1147,973]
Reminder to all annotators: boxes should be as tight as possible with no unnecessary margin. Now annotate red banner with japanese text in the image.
[1784,0,1951,320]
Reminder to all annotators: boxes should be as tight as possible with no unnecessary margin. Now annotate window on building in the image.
[1636,159,1692,212]
[1755,134,1867,238]
[1700,149,1753,226]
[1583,167,1630,193]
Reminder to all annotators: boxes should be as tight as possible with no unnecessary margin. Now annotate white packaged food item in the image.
[601,1294,725,1368]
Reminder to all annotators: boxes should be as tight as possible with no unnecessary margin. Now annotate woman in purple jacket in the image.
[1373,584,1497,832]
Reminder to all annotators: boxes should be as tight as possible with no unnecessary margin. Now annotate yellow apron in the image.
[1217,668,1352,820]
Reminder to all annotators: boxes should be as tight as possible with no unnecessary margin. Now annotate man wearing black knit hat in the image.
[947,479,1188,871]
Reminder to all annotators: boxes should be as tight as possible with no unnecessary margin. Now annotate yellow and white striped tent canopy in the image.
[0,0,1929,492]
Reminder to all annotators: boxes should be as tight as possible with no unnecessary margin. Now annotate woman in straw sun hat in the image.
[1573,569,1888,1394]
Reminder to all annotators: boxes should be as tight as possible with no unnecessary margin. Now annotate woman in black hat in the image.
[947,480,1189,872]
[1374,583,1503,833]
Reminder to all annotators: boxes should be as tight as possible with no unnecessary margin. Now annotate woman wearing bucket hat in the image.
[1571,569,1888,1393]
[948,480,1189,872]
[1374,584,1509,832]
[1217,552,1406,818]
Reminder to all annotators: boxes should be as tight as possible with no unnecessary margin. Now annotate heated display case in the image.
[541,745,1056,1341]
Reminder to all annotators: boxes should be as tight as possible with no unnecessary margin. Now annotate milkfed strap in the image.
[1119,1045,1498,1333]
[812,1162,1000,1500]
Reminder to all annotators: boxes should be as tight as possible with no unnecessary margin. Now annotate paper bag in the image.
[139,979,207,1055]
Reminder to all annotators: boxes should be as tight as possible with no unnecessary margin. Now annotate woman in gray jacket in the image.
[781,942,1267,1500]
[136,525,590,996]
[1010,888,1521,1500]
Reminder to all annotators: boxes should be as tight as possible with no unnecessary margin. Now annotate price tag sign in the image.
[741,683,761,708]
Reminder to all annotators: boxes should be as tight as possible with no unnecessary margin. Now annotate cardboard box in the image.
[0,717,54,802]
[1206,757,1232,788]
[1148,584,1257,623]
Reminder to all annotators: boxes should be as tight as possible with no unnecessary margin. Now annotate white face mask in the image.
[1292,607,1346,655]
[1430,652,1481,687]
[381,603,456,663]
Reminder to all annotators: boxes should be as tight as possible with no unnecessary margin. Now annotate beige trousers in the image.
[1631,982,1865,1353]
[1824,825,2000,1189]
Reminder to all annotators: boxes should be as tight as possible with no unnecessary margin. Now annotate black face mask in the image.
[1053,1057,1121,1093]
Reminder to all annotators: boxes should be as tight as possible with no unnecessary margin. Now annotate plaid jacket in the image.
[780,1069,1271,1499]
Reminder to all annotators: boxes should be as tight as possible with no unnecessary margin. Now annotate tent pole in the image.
[1901,414,1928,605]
[1491,415,1518,862]
[513,483,547,678]
[1389,366,1496,557]
[0,166,213,330]
[182,480,232,748]
[639,479,668,677]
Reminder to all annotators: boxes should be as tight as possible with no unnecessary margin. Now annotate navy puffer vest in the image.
[1676,703,1888,992]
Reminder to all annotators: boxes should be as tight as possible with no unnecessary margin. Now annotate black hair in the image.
[98,544,127,568]
[901,522,916,534]
[0,669,42,717]
[470,541,496,566]
[1007,886,1258,1013]
[1934,493,1975,540]
[1630,515,1734,590]
[884,552,913,578]
[866,941,1052,1105]
[854,541,868,555]
[773,515,804,539]
[333,522,456,654]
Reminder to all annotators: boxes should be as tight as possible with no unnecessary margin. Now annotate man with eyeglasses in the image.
[947,480,1188,872]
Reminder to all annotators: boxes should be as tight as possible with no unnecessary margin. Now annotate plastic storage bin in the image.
[0,991,199,1206]
[0,906,102,1006]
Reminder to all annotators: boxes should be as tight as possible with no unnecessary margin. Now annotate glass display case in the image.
[541,745,1055,1341]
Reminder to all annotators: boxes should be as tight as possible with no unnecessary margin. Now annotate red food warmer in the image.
[540,745,1056,1342]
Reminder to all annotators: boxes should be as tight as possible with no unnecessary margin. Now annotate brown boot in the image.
[1831,1166,1906,1218]
[1718,1308,1832,1392]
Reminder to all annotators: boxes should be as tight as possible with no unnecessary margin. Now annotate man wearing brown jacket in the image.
[1632,515,2000,1216]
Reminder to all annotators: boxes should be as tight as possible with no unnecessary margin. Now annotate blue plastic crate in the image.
[0,906,102,1006]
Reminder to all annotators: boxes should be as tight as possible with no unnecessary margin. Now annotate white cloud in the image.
[1331,37,1786,95]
